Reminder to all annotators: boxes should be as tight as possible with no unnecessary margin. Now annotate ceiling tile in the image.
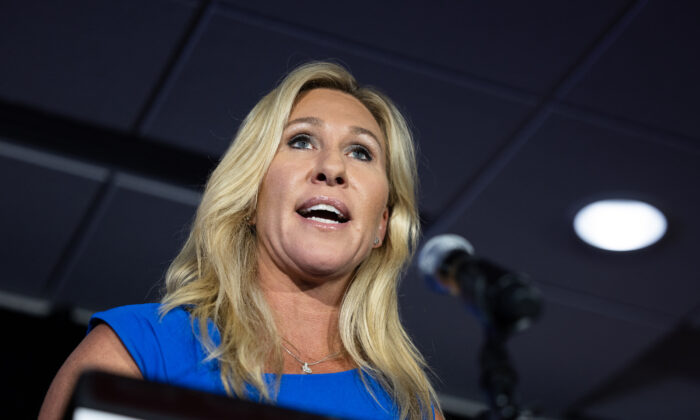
[440,111,700,318]
[0,140,107,297]
[219,0,630,93]
[0,0,197,129]
[142,7,533,215]
[54,173,198,311]
[565,0,700,141]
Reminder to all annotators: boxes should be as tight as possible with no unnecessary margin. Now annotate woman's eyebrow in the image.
[350,126,382,149]
[285,116,322,128]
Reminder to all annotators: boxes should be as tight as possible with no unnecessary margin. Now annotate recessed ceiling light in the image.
[573,199,667,251]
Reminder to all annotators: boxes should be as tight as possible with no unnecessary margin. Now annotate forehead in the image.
[289,89,384,143]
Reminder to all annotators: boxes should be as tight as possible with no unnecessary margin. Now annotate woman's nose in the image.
[313,150,346,186]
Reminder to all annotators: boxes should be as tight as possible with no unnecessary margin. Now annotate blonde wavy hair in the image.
[161,62,440,420]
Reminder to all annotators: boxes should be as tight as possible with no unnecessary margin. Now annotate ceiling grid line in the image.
[0,139,107,181]
[42,172,119,300]
[541,280,674,330]
[553,102,700,156]
[0,100,213,188]
[554,0,648,100]
[135,1,216,136]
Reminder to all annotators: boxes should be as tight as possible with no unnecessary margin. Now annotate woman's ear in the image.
[246,210,257,232]
[374,207,389,248]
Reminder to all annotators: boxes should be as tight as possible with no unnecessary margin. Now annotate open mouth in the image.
[297,203,349,224]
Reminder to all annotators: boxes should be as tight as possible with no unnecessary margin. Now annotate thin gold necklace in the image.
[280,343,342,374]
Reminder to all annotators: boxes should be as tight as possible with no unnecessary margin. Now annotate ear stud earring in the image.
[373,237,380,246]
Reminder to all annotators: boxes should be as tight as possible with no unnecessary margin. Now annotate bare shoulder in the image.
[38,323,142,420]
[68,323,142,370]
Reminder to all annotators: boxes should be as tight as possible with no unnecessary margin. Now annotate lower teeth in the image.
[308,216,339,224]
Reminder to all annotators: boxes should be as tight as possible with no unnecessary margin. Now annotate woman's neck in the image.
[257,260,354,373]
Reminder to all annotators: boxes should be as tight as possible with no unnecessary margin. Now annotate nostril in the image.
[316,173,327,182]
[335,177,344,185]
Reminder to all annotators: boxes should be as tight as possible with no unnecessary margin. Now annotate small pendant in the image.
[302,363,312,374]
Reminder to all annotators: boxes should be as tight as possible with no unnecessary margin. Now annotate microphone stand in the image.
[446,253,540,419]
[478,330,523,420]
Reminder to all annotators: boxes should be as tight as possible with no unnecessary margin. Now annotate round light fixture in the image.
[573,199,667,251]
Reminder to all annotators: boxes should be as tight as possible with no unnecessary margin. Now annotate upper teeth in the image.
[304,204,343,217]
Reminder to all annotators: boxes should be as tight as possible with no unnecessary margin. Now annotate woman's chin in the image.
[292,252,359,282]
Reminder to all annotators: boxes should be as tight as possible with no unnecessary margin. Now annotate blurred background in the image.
[1,0,699,418]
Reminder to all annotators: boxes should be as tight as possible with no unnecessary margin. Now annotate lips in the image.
[296,197,350,224]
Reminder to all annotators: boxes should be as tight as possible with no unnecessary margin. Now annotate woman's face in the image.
[255,88,389,283]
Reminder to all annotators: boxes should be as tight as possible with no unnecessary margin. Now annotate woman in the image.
[40,62,442,420]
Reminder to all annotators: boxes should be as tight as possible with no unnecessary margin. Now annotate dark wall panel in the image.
[578,324,700,420]
[509,300,663,414]
[55,173,198,311]
[0,0,197,129]
[0,140,107,297]
[584,376,700,420]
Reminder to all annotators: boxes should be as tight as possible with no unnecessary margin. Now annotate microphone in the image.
[418,234,542,335]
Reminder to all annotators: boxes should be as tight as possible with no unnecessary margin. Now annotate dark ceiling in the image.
[1,0,699,419]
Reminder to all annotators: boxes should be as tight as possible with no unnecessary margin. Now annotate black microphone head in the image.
[418,234,474,294]
[491,274,543,334]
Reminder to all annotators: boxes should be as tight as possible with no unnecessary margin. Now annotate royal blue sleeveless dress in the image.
[89,304,402,419]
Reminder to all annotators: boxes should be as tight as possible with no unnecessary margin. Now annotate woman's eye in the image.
[287,134,313,150]
[349,145,373,162]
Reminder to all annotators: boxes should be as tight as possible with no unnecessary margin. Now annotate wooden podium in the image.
[65,371,336,420]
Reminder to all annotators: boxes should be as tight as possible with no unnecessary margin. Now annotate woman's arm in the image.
[38,323,142,420]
